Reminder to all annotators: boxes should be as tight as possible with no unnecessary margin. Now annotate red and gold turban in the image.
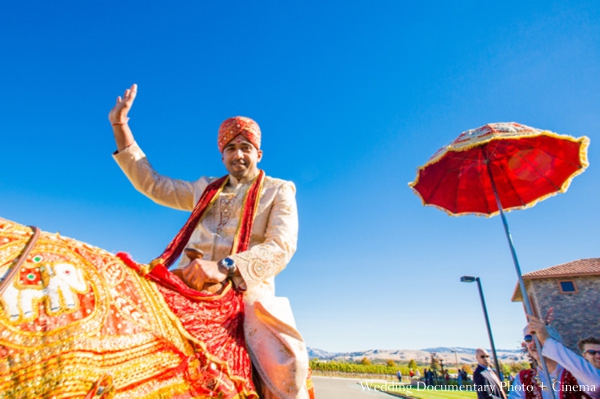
[217,116,261,153]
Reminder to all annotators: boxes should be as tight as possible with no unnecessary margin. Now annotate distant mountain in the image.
[308,347,526,364]
[307,348,337,359]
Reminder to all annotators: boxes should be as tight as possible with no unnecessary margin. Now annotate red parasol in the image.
[410,122,589,217]
[409,122,590,399]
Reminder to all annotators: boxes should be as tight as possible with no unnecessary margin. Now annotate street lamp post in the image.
[460,276,503,380]
[451,350,459,372]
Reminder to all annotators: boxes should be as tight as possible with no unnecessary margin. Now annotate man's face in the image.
[476,349,491,367]
[582,344,600,369]
[221,135,263,180]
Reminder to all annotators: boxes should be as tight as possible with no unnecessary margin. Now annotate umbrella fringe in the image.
[408,129,590,217]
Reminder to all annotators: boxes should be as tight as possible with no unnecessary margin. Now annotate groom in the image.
[109,84,310,399]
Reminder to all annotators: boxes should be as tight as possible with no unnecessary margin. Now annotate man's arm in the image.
[527,315,600,398]
[542,339,600,398]
[112,143,199,211]
[229,180,298,289]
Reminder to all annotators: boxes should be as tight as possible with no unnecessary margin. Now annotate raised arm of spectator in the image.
[527,315,600,398]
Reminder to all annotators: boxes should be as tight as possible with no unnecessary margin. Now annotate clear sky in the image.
[2,1,599,353]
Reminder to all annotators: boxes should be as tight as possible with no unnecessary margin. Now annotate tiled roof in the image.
[511,258,600,302]
[522,258,600,278]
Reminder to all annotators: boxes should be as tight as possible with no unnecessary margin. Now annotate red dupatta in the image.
[117,170,265,299]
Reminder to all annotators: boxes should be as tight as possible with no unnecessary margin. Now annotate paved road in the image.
[312,376,400,399]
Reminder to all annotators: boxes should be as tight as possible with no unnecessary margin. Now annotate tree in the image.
[430,352,440,372]
[463,364,473,375]
[408,359,418,370]
[508,362,528,373]
[360,357,371,366]
[500,362,511,379]
[386,359,396,368]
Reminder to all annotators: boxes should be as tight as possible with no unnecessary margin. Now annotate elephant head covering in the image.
[217,116,261,153]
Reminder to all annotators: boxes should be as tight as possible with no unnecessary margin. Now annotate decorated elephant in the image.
[0,218,256,399]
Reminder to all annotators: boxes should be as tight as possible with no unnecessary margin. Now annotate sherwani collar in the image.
[228,170,260,186]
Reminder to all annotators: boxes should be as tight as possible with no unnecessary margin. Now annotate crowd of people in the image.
[405,323,599,399]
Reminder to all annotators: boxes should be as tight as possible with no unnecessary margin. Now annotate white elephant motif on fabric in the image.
[1,262,88,322]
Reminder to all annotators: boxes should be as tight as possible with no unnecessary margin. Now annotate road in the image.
[312,376,402,399]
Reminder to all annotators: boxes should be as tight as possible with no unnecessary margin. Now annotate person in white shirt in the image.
[525,315,599,398]
[508,317,598,399]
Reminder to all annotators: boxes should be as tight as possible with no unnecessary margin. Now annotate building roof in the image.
[511,258,600,302]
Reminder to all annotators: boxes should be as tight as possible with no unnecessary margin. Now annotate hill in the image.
[307,347,526,365]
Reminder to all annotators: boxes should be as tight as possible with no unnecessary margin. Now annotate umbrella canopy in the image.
[409,122,590,216]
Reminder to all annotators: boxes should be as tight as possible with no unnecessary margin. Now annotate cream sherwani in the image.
[113,142,309,399]
[542,339,600,399]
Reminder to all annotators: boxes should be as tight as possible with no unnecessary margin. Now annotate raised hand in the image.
[108,84,137,125]
[526,314,550,344]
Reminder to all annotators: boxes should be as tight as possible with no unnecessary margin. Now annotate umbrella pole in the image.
[487,165,557,399]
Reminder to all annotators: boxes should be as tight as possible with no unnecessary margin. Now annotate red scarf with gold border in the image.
[118,170,265,298]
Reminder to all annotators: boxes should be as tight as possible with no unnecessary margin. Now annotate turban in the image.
[217,116,261,153]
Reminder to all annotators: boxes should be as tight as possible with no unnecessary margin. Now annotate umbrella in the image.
[409,122,590,399]
[410,122,589,217]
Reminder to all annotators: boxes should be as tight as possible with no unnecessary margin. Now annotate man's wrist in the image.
[110,116,130,126]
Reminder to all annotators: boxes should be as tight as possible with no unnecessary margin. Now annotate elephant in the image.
[0,217,255,399]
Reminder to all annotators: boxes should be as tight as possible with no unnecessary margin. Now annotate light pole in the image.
[460,276,503,380]
[451,350,458,372]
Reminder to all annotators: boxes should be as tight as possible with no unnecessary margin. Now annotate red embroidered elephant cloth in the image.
[0,218,256,399]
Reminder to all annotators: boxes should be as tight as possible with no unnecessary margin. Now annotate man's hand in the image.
[108,84,137,125]
[181,259,228,293]
[526,314,550,345]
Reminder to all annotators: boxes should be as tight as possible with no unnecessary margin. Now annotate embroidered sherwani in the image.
[113,142,309,399]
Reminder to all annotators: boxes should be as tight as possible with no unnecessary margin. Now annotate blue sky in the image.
[2,1,599,353]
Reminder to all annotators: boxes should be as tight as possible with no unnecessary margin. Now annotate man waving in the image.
[109,84,310,399]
